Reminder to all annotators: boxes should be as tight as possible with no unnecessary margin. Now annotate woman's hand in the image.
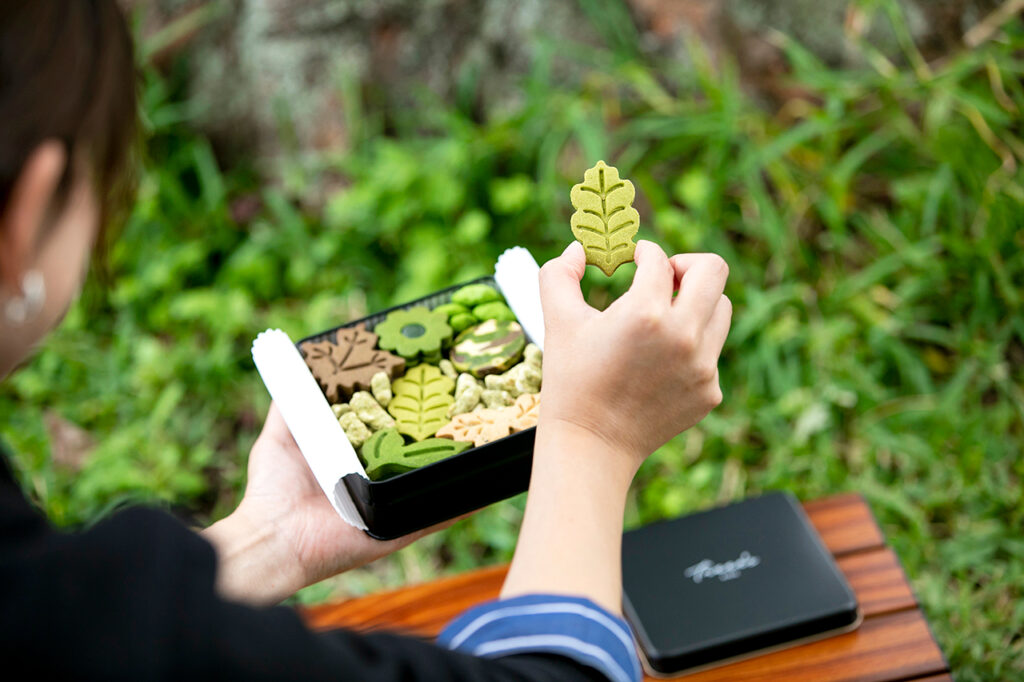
[501,240,731,612]
[538,239,731,476]
[502,240,730,610]
[203,404,454,606]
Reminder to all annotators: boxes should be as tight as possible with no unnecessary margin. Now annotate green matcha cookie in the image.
[339,412,372,449]
[570,160,640,276]
[387,365,455,441]
[375,306,453,361]
[360,428,471,481]
[449,312,478,332]
[433,302,470,319]
[451,283,502,308]
[472,301,516,322]
[450,319,526,378]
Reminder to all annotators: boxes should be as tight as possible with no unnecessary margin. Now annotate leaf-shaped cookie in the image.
[570,160,640,276]
[508,392,541,431]
[387,365,455,441]
[301,324,406,402]
[435,408,516,447]
[360,428,471,481]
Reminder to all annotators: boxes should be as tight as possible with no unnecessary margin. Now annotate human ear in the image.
[0,140,67,291]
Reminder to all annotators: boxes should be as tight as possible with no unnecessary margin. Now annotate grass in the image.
[1,1,1021,678]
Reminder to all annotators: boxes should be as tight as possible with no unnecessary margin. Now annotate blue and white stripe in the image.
[439,594,642,682]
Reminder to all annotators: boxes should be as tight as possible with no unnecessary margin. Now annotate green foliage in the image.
[1,2,1022,678]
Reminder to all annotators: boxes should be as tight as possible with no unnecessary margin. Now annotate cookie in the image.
[570,160,640,276]
[449,373,483,417]
[433,302,470,319]
[449,312,478,333]
[435,408,516,447]
[438,359,458,381]
[370,371,392,408]
[374,306,453,361]
[339,412,372,449]
[359,428,471,481]
[483,358,542,398]
[508,392,541,431]
[387,365,455,441]
[300,324,405,402]
[450,283,503,308]
[436,393,541,447]
[481,388,514,408]
[449,319,526,378]
[472,301,517,322]
[523,343,542,369]
[350,391,395,432]
[484,371,516,394]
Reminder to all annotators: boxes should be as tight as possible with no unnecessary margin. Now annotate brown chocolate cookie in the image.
[301,324,405,402]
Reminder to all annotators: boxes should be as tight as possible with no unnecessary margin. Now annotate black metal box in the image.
[622,492,861,677]
[294,276,537,540]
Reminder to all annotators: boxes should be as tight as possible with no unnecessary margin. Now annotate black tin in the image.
[621,492,861,677]
[295,276,535,540]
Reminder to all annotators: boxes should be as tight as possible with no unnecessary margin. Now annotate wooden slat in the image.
[304,546,915,634]
[302,493,948,681]
[305,564,506,636]
[836,547,917,617]
[805,493,886,556]
[305,495,892,632]
[673,610,948,682]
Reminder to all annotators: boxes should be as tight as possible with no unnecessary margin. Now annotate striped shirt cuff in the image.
[438,594,642,682]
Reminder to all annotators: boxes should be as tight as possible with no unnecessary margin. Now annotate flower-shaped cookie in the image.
[374,306,453,360]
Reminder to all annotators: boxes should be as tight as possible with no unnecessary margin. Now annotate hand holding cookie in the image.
[537,239,731,474]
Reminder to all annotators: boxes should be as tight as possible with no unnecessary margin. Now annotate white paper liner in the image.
[250,247,546,532]
[250,329,368,530]
[494,246,545,350]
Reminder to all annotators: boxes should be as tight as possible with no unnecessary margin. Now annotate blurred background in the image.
[1,0,1021,677]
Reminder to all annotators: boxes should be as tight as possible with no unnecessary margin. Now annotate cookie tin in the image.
[252,248,544,539]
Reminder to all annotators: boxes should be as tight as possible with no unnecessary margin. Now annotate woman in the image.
[0,2,731,680]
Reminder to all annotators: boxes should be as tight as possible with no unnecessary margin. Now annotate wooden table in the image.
[303,493,951,681]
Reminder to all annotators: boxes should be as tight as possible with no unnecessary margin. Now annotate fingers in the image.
[667,253,700,291]
[626,240,674,305]
[539,241,591,322]
[702,295,732,360]
[671,253,729,326]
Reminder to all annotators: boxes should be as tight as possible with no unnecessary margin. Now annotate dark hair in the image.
[0,0,138,243]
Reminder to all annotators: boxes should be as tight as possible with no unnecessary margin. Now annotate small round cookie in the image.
[451,283,503,308]
[449,312,478,332]
[473,301,517,322]
[449,319,526,378]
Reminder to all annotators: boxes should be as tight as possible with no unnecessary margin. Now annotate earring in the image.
[4,270,46,325]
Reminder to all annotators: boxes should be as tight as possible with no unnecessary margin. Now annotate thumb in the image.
[538,241,589,322]
[259,402,297,448]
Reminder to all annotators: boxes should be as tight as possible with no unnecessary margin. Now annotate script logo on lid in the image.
[684,551,762,584]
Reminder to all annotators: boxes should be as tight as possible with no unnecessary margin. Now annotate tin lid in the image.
[622,492,860,676]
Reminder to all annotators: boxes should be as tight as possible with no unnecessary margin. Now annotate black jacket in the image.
[0,450,605,681]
